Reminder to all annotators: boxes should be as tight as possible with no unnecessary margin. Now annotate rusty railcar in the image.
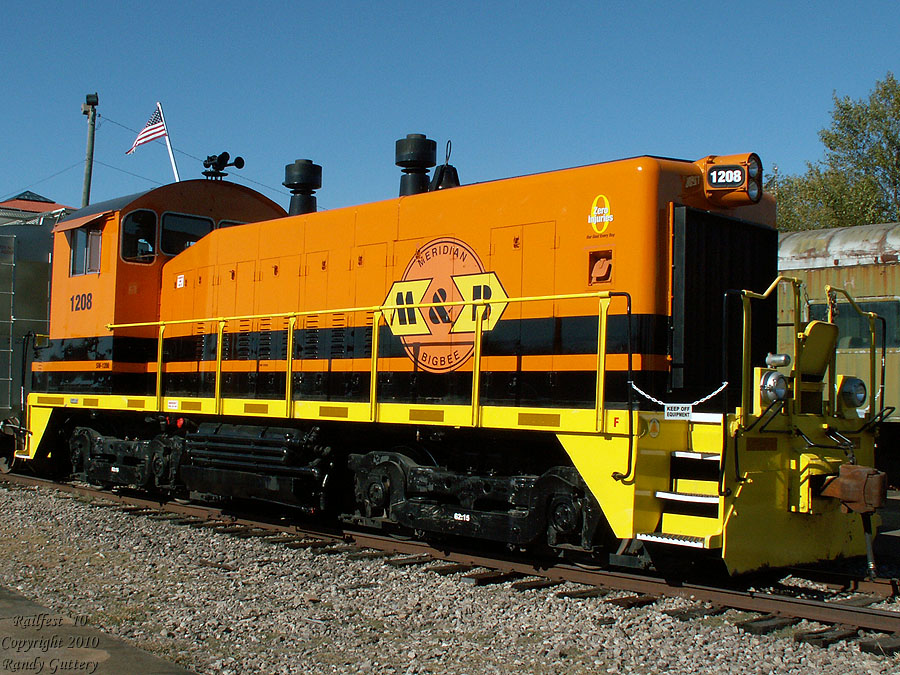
[779,223,900,476]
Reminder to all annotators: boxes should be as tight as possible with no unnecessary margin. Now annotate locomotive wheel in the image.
[0,418,20,473]
[69,428,97,474]
[0,446,13,474]
[548,496,581,536]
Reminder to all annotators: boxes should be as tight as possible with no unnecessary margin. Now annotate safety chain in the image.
[630,381,729,408]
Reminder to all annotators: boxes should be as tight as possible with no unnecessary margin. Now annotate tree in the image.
[771,72,900,231]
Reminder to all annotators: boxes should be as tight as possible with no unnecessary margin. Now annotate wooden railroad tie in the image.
[556,587,610,599]
[460,570,524,586]
[604,594,658,609]
[511,578,563,592]
[386,554,433,567]
[793,626,858,648]
[427,563,475,576]
[663,605,726,621]
[738,615,801,635]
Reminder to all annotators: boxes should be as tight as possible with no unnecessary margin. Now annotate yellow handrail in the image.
[739,276,801,422]
[825,285,879,421]
[285,316,296,417]
[155,324,165,412]
[595,296,612,432]
[369,311,381,422]
[471,307,485,426]
[107,290,622,428]
[106,290,617,331]
[214,320,225,415]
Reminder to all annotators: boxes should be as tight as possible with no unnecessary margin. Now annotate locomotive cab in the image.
[34,181,286,396]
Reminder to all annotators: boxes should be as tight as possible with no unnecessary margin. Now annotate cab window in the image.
[121,210,157,264]
[69,227,102,276]
[161,213,213,255]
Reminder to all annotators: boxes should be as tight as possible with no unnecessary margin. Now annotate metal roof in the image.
[0,207,70,226]
[10,190,54,203]
[779,223,900,270]
[52,211,112,233]
[56,190,150,223]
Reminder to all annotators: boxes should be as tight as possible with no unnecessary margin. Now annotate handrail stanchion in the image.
[215,320,225,415]
[471,302,485,427]
[736,276,799,425]
[595,294,611,432]
[826,285,880,422]
[285,316,296,418]
[740,294,753,425]
[155,323,166,412]
[370,311,381,422]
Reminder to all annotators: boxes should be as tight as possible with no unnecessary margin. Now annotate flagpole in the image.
[156,101,180,182]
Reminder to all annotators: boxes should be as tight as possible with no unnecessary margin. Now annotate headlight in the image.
[760,371,788,403]
[747,181,760,202]
[747,155,761,180]
[839,377,867,408]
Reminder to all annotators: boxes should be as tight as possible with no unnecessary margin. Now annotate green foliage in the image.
[772,72,900,231]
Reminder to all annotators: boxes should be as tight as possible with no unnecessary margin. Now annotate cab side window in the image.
[161,213,213,255]
[122,210,157,264]
[69,227,102,276]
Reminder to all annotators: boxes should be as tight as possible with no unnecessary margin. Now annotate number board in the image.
[707,165,745,188]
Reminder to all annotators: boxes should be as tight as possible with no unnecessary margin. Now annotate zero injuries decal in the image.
[384,238,508,373]
[588,194,614,234]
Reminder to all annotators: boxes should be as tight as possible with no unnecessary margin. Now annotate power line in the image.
[98,113,289,197]
[93,160,165,186]
[98,115,206,163]
[3,113,293,206]
[1,161,83,202]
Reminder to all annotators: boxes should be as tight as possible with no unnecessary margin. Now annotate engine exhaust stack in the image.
[284,159,322,215]
[396,134,436,196]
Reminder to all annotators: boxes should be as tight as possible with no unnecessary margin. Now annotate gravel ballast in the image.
[0,483,897,674]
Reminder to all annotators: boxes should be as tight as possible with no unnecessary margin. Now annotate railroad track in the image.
[4,472,900,654]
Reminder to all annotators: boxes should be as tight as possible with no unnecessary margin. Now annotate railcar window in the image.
[68,227,102,276]
[217,220,245,229]
[808,300,900,348]
[161,214,213,255]
[121,210,157,264]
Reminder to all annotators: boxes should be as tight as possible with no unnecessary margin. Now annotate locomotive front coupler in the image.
[821,463,888,580]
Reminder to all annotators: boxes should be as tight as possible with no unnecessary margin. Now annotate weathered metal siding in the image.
[779,224,900,422]
[780,223,900,270]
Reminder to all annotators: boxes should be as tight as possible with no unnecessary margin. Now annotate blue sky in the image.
[7,2,899,212]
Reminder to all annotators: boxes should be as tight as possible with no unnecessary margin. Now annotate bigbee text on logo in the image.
[383,238,508,373]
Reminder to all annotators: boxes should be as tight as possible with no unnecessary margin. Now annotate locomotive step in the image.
[654,490,720,505]
[671,451,721,462]
[635,532,721,549]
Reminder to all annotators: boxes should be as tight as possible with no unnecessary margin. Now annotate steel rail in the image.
[4,472,900,634]
[344,532,900,633]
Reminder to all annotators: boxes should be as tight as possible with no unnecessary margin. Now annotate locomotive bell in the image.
[429,158,461,191]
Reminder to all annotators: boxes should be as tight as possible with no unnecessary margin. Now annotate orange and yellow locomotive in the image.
[12,137,886,574]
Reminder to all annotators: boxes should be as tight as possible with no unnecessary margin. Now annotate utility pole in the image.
[81,93,99,208]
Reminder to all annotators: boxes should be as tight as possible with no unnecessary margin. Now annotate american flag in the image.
[125,103,168,155]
